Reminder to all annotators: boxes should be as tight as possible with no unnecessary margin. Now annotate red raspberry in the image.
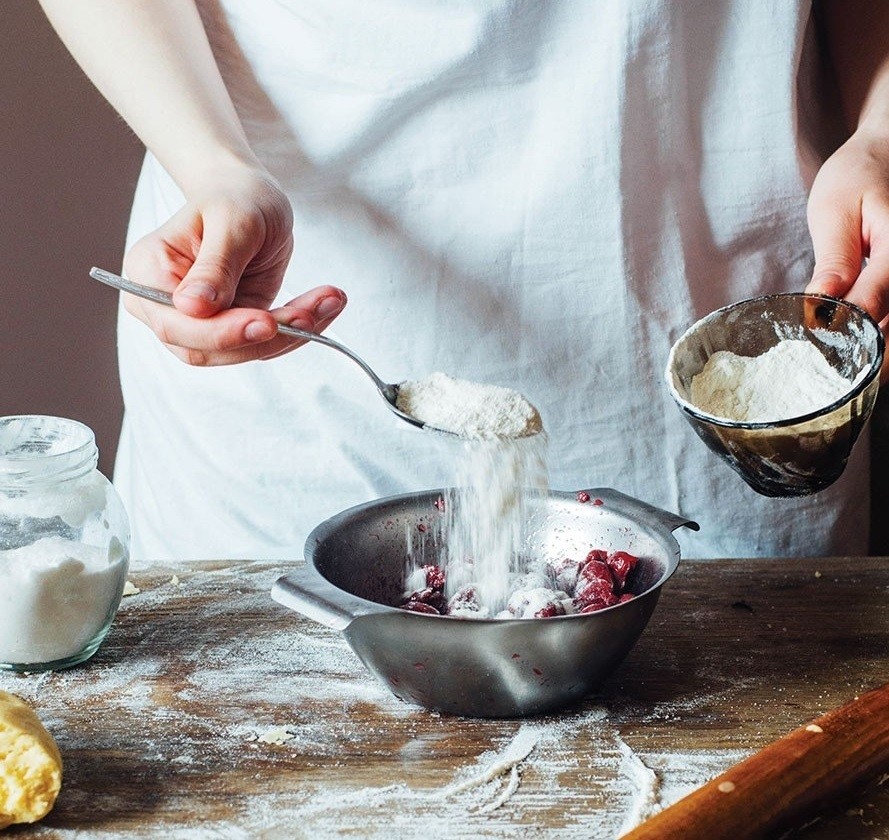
[422,564,446,592]
[617,593,635,604]
[534,601,566,619]
[593,498,603,506]
[576,491,591,503]
[433,497,446,512]
[578,559,614,587]
[548,557,584,592]
[584,549,609,565]
[606,551,638,590]
[579,600,610,614]
[403,586,447,612]
[574,577,618,607]
[447,585,481,613]
[402,601,440,615]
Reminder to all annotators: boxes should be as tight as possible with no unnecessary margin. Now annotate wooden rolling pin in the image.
[622,681,889,839]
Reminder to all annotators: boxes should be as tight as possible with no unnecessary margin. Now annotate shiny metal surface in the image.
[666,293,884,497]
[272,488,697,718]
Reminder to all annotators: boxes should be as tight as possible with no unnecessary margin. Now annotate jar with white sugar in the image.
[0,415,130,671]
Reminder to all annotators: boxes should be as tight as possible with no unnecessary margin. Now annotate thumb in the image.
[806,199,863,299]
[173,209,256,317]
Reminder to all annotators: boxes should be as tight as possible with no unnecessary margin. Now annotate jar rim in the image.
[0,416,98,484]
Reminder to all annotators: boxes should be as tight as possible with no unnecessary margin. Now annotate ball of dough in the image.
[0,691,62,829]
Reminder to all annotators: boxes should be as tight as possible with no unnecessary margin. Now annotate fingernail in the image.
[314,295,345,320]
[180,284,218,302]
[245,321,275,342]
[288,316,314,332]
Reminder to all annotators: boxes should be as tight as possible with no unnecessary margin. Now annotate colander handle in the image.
[578,488,700,533]
[271,566,390,631]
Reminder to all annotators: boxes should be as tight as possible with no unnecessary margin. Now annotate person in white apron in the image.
[38,1,889,563]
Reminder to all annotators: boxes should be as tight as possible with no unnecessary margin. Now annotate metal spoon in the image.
[88,266,428,431]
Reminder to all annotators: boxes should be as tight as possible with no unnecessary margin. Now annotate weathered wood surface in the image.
[2,557,887,839]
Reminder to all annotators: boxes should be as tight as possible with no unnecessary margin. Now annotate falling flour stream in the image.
[397,372,549,614]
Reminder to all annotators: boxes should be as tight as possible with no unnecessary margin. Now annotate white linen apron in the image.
[116,0,869,563]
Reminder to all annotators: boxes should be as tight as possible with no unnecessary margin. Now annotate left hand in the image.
[807,126,889,378]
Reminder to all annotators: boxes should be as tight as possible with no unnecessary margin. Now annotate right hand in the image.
[122,163,347,365]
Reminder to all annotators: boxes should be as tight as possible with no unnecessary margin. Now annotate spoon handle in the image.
[89,267,319,341]
[88,267,392,395]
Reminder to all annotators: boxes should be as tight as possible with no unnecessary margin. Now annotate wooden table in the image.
[2,557,887,839]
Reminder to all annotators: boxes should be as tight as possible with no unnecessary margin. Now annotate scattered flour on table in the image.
[689,339,864,423]
[0,564,761,839]
[396,372,543,440]
[616,735,662,834]
[257,726,296,745]
[614,745,752,837]
[444,725,541,800]
[214,710,750,839]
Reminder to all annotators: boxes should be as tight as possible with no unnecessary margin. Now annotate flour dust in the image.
[439,435,549,613]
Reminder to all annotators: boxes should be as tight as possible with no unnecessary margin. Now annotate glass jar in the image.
[0,415,130,671]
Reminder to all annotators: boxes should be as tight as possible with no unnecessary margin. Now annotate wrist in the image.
[846,120,889,163]
[856,107,889,139]
[172,145,270,198]
[854,68,889,138]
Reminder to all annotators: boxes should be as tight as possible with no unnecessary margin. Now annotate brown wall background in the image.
[1,4,142,476]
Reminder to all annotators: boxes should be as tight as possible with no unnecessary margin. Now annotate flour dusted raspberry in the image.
[514,570,552,592]
[547,557,585,593]
[447,585,485,616]
[578,559,614,587]
[402,600,441,615]
[421,564,446,592]
[504,587,574,619]
[579,600,613,614]
[534,602,567,618]
[398,549,640,619]
[574,576,618,608]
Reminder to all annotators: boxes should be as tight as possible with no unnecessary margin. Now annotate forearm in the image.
[820,0,889,135]
[38,0,260,194]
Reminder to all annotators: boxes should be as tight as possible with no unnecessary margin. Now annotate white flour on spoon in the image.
[396,372,543,439]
